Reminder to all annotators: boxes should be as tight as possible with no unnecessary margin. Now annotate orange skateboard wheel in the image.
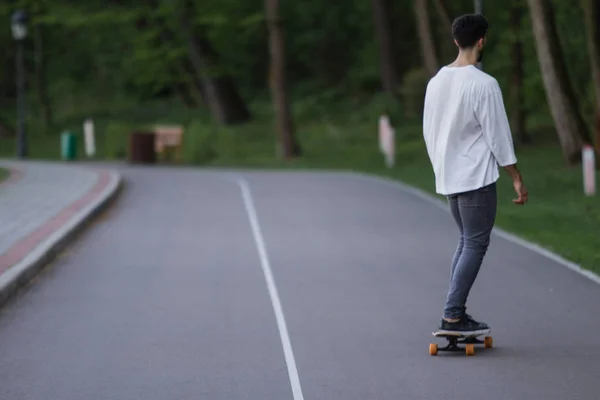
[429,343,438,356]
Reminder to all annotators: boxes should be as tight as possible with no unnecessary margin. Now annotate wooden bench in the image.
[154,125,184,162]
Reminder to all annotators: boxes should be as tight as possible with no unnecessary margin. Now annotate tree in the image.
[582,0,600,159]
[372,0,398,96]
[265,0,300,159]
[414,0,439,77]
[33,14,52,129]
[177,0,251,125]
[509,0,529,144]
[433,0,455,64]
[151,11,206,108]
[527,0,592,164]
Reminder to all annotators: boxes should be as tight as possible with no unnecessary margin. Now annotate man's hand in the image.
[503,164,528,205]
[512,179,528,205]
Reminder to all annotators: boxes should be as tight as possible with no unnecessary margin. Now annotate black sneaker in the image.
[463,313,489,330]
[437,314,490,335]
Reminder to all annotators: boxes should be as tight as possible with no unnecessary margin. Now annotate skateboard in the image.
[429,329,493,356]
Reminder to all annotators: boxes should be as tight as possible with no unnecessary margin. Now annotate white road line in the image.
[236,177,305,400]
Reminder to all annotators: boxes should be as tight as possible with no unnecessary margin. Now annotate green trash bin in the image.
[61,131,77,161]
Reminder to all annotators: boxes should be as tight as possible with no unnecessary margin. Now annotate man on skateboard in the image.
[422,14,528,335]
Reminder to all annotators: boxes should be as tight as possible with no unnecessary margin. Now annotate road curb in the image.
[0,168,124,307]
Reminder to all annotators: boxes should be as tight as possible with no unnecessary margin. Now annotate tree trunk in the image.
[157,27,206,108]
[265,0,300,159]
[433,0,453,32]
[178,0,251,125]
[371,0,398,96]
[433,0,455,63]
[137,3,205,110]
[582,0,600,160]
[414,0,439,77]
[34,22,52,130]
[527,0,592,164]
[509,0,529,144]
[196,35,253,123]
[178,59,207,106]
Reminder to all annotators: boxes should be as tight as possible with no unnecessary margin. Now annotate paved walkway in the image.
[0,160,120,304]
[0,165,599,400]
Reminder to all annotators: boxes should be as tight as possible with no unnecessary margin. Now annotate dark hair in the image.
[452,14,488,48]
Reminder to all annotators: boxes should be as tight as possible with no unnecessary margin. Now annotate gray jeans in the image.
[444,182,497,319]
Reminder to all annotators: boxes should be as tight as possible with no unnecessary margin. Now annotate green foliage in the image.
[0,0,594,132]
[0,167,9,182]
[182,120,218,164]
[400,68,430,119]
[103,121,137,160]
[181,119,249,165]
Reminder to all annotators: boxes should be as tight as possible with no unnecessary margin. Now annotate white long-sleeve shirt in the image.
[422,65,517,196]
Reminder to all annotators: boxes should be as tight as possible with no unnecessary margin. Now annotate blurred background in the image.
[0,1,598,270]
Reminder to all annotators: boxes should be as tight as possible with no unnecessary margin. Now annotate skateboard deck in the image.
[429,329,492,356]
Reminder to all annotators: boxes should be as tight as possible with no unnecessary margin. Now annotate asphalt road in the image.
[1,166,599,400]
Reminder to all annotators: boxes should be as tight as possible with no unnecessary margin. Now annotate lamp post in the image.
[11,10,28,159]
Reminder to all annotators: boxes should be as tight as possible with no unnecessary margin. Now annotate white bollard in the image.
[583,144,596,196]
[378,115,395,168]
[385,126,395,168]
[83,118,95,158]
[378,115,387,154]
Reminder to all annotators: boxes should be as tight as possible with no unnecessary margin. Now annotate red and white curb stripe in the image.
[0,167,122,305]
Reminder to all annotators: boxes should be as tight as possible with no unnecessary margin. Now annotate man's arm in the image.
[422,82,435,165]
[475,81,528,204]
[503,163,522,183]
[475,80,518,168]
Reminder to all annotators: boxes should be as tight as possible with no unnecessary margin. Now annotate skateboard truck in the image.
[429,331,493,356]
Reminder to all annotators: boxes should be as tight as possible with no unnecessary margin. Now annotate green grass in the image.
[0,167,8,183]
[1,93,598,275]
